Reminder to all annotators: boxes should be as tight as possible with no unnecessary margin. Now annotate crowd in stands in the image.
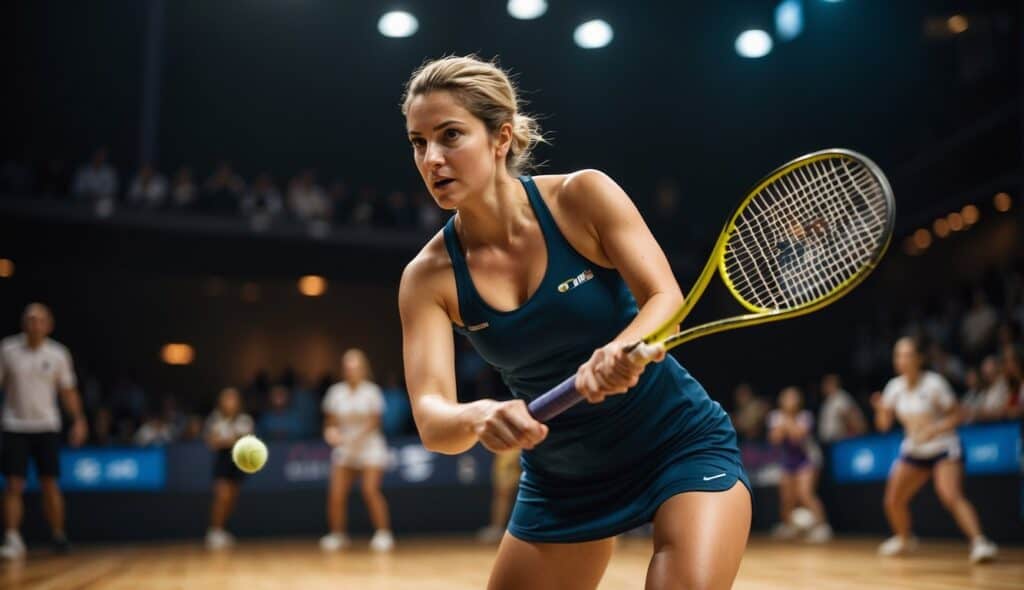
[0,148,699,251]
[0,148,445,235]
[731,259,1024,445]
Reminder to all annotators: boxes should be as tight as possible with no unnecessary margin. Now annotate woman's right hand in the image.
[324,425,344,447]
[474,400,549,452]
[869,391,883,410]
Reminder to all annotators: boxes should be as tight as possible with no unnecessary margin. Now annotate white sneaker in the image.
[319,532,351,552]
[205,529,235,550]
[476,525,504,544]
[369,529,394,552]
[771,523,799,540]
[969,537,997,564]
[805,523,833,544]
[878,535,918,556]
[0,532,25,560]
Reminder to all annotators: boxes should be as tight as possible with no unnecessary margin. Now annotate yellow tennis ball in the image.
[232,435,268,473]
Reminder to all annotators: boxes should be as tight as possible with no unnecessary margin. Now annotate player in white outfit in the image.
[870,337,997,563]
[319,349,394,552]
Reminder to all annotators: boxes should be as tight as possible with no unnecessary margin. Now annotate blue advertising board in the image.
[831,422,1021,483]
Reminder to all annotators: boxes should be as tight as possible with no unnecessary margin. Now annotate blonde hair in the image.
[402,55,546,176]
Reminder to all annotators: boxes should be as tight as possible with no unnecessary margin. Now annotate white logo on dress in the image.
[703,473,727,481]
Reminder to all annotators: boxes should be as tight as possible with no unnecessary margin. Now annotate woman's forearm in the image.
[414,395,499,455]
[612,290,684,345]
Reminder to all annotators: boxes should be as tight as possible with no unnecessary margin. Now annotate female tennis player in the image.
[398,55,751,590]
[767,387,831,543]
[320,349,394,552]
[870,337,997,563]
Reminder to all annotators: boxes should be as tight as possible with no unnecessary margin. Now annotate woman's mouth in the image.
[433,178,455,189]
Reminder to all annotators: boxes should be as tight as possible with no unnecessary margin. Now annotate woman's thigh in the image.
[488,533,616,590]
[647,482,752,590]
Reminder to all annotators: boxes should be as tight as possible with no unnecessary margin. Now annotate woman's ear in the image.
[495,122,513,159]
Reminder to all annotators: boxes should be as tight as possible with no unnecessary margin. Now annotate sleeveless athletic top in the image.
[442,176,735,488]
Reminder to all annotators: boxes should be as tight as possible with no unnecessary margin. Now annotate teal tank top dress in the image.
[443,176,751,543]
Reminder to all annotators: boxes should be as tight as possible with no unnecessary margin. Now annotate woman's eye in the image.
[444,128,462,141]
[410,138,425,149]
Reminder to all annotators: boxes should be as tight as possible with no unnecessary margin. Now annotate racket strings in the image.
[737,162,882,306]
[723,156,889,311]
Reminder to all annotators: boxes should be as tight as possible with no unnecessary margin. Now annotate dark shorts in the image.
[1,431,61,478]
[213,449,247,481]
[900,450,959,469]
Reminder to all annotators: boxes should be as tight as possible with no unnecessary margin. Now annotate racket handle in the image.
[527,342,665,423]
[626,341,665,364]
[527,375,582,423]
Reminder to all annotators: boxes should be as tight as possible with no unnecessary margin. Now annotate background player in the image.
[0,303,87,558]
[320,349,394,552]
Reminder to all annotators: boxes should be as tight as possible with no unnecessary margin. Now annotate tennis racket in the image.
[527,148,895,422]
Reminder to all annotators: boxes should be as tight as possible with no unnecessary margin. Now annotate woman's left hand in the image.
[575,341,665,404]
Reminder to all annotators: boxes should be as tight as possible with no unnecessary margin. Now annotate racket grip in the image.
[626,341,665,364]
[527,375,582,423]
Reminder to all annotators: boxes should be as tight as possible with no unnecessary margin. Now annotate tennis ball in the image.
[232,435,268,473]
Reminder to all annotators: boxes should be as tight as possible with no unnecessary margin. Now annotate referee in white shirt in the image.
[0,303,88,558]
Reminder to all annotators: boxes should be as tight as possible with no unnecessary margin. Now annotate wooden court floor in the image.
[1,536,1020,590]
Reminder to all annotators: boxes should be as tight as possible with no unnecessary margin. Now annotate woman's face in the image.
[405,91,508,210]
[893,339,921,376]
[342,352,367,383]
[780,388,801,413]
[219,389,240,415]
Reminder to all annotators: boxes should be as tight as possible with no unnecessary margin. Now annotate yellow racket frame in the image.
[644,148,895,350]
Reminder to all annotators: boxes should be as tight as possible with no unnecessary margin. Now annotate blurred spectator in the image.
[258,385,304,440]
[72,147,118,201]
[732,383,769,441]
[995,321,1021,357]
[927,341,965,388]
[960,288,998,361]
[962,356,1009,422]
[349,187,375,227]
[199,161,244,215]
[817,374,867,443]
[109,375,148,436]
[126,163,168,209]
[287,170,330,222]
[328,180,351,226]
[133,412,175,446]
[374,190,416,228]
[241,173,283,229]
[1001,346,1023,418]
[380,372,413,437]
[416,191,443,231]
[170,166,198,209]
[91,407,115,446]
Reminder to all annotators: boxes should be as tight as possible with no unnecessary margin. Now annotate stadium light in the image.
[507,0,547,20]
[574,20,613,49]
[947,15,969,34]
[775,0,803,41]
[378,11,419,38]
[161,343,195,366]
[0,258,13,278]
[994,192,1012,212]
[298,275,327,297]
[735,30,773,58]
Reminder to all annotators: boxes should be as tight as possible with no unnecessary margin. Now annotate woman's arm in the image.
[870,391,894,432]
[921,404,961,440]
[767,416,786,445]
[399,254,547,454]
[557,170,680,401]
